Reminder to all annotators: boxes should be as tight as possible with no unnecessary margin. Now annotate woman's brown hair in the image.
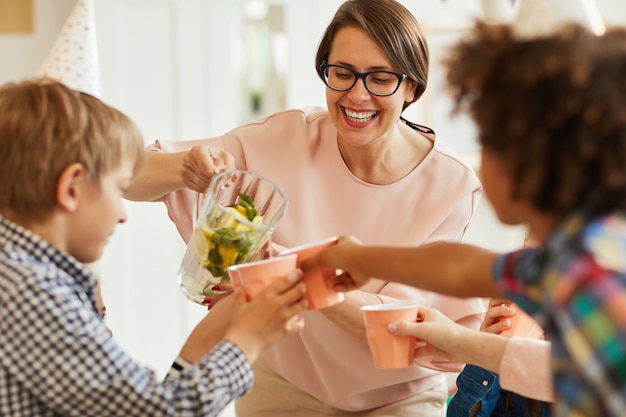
[315,0,429,111]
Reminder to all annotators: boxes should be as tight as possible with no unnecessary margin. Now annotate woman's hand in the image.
[202,282,236,310]
[480,298,516,334]
[180,145,235,192]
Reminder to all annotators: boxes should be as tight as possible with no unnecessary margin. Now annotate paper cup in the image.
[227,254,298,300]
[361,303,420,369]
[279,237,344,310]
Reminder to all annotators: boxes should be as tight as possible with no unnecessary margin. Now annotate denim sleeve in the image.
[447,365,500,417]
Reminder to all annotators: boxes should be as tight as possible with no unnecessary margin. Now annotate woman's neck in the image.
[337,121,433,185]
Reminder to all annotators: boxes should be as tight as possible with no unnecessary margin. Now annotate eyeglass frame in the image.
[319,61,408,97]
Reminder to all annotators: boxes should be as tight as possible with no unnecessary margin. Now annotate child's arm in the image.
[178,270,307,364]
[303,235,503,298]
[391,305,554,402]
[222,271,307,363]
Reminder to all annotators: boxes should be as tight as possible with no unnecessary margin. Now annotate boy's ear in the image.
[56,163,85,212]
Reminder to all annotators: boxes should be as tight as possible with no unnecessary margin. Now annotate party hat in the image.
[35,0,101,97]
[512,0,606,39]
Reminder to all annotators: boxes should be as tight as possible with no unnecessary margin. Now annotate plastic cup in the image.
[361,303,420,369]
[279,237,344,310]
[177,169,288,304]
[227,253,298,300]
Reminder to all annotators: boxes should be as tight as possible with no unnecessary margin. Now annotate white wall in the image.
[1,1,626,416]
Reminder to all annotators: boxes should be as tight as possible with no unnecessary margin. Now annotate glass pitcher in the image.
[178,169,288,304]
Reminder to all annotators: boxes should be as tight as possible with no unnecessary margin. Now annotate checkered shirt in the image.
[493,210,626,417]
[0,216,253,416]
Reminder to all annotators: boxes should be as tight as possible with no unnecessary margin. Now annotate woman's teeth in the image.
[344,109,377,122]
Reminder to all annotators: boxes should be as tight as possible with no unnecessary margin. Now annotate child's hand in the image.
[223,269,307,363]
[178,291,241,363]
[301,235,369,291]
[388,306,466,364]
[480,298,516,335]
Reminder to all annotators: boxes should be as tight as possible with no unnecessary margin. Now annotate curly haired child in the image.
[304,22,626,417]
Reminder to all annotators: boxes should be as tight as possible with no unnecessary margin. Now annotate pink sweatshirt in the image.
[150,107,486,410]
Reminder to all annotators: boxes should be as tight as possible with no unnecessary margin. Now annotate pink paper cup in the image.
[227,254,298,300]
[361,303,420,369]
[500,307,544,339]
[279,237,344,310]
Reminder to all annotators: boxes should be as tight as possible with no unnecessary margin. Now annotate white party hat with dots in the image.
[36,0,101,96]
[512,0,606,39]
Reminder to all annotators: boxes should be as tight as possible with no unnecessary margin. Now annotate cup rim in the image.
[361,303,420,312]
[226,253,298,272]
[278,236,339,256]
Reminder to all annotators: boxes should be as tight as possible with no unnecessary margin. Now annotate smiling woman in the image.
[125,1,485,416]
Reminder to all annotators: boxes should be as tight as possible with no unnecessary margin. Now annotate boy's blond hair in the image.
[0,78,145,221]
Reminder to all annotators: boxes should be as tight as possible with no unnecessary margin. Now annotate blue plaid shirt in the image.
[493,210,626,416]
[0,216,253,416]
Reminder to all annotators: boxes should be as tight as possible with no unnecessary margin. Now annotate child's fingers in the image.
[487,298,511,308]
[388,320,422,337]
[483,319,511,335]
[258,270,303,298]
[330,271,361,292]
[480,303,516,331]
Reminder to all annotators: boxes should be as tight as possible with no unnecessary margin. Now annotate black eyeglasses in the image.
[320,62,407,97]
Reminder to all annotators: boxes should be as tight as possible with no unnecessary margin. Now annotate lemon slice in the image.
[192,226,209,262]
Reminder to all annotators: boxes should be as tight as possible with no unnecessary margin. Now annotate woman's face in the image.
[325,26,417,148]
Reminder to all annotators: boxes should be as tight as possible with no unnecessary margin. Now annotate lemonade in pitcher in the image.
[178,170,288,304]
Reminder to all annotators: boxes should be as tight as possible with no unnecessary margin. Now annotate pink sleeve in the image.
[499,337,554,402]
[145,140,197,243]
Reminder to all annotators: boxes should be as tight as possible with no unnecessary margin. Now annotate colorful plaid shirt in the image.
[0,216,253,417]
[493,210,626,417]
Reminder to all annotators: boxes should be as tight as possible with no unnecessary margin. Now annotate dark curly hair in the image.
[445,23,626,216]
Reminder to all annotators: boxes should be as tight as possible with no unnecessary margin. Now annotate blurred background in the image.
[1,1,625,415]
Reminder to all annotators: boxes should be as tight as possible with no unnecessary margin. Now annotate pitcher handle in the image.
[193,192,206,228]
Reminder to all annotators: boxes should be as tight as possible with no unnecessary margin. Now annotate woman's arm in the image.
[125,144,234,202]
[125,150,187,202]
[317,289,386,340]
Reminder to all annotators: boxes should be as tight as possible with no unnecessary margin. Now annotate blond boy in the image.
[0,79,306,416]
